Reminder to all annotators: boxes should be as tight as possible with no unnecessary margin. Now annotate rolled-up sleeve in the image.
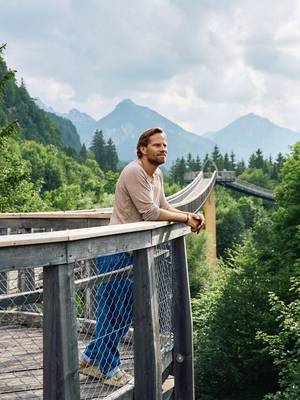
[124,167,161,221]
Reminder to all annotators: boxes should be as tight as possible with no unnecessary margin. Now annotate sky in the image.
[1,0,300,134]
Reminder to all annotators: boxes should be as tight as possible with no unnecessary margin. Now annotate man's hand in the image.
[187,212,205,234]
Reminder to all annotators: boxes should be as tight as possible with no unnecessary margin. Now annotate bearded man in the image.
[80,127,204,386]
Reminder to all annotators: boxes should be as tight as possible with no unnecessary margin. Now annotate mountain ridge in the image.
[204,112,300,160]
[41,98,300,164]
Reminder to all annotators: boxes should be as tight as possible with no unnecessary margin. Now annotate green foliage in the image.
[193,237,279,400]
[46,112,81,152]
[239,168,273,189]
[0,46,81,151]
[0,138,48,212]
[44,184,95,210]
[89,129,119,172]
[19,140,107,209]
[163,181,182,196]
[170,156,187,185]
[105,137,119,171]
[193,142,300,400]
[257,274,300,400]
[169,147,284,188]
[104,170,119,194]
[216,187,262,258]
[186,231,212,298]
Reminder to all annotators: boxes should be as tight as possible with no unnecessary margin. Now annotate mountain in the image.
[35,99,82,151]
[203,113,300,161]
[94,99,215,165]
[46,112,81,152]
[60,100,215,165]
[39,96,300,164]
[62,109,97,145]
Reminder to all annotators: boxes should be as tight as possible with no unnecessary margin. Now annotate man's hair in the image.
[136,127,165,158]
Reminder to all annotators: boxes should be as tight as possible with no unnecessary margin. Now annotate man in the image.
[80,127,205,386]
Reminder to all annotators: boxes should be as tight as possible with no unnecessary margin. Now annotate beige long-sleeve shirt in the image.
[109,160,171,225]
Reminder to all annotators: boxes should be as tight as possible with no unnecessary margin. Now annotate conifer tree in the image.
[105,137,119,171]
[223,152,230,170]
[79,143,87,161]
[230,151,236,170]
[195,155,202,171]
[90,129,106,170]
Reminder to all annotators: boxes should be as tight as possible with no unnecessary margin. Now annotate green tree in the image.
[236,159,246,175]
[0,45,47,212]
[248,148,265,169]
[211,145,224,170]
[239,168,272,188]
[104,170,119,194]
[80,143,87,161]
[223,152,230,170]
[230,151,236,170]
[193,142,300,400]
[105,137,119,171]
[90,129,106,170]
[257,275,300,400]
[186,231,212,297]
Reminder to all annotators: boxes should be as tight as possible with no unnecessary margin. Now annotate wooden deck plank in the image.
[0,324,134,399]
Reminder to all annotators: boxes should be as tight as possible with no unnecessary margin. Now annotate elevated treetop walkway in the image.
[184,170,275,202]
[0,167,274,400]
[0,170,217,400]
[216,171,274,201]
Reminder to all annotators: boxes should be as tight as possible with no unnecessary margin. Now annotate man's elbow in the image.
[141,207,161,221]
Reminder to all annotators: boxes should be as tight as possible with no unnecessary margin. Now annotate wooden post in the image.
[18,228,36,310]
[172,236,195,400]
[43,263,80,400]
[133,246,162,400]
[0,228,9,303]
[203,188,217,269]
[0,272,7,310]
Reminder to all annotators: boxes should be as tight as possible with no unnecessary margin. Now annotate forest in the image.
[0,45,299,400]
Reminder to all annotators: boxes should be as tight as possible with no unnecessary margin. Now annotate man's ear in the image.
[140,145,147,156]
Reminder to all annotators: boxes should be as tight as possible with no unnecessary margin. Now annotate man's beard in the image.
[148,155,166,166]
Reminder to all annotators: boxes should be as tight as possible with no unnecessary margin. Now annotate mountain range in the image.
[38,98,300,165]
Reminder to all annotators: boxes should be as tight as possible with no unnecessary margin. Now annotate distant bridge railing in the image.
[0,170,217,400]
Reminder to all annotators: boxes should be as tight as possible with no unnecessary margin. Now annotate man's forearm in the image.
[157,208,188,223]
[166,206,189,214]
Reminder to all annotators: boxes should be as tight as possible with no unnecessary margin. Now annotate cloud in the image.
[1,0,300,132]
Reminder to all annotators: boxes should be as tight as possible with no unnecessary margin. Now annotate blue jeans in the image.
[81,252,133,377]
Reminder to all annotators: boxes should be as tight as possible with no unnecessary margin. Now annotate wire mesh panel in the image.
[0,267,44,399]
[154,242,174,356]
[75,252,135,399]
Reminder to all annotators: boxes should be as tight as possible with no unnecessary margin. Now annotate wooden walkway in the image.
[0,324,135,399]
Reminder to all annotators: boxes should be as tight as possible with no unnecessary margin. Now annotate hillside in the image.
[62,108,97,146]
[0,57,81,151]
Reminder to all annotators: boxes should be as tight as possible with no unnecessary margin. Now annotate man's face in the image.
[141,133,168,166]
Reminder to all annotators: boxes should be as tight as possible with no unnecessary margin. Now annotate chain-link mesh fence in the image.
[0,266,44,399]
[154,242,174,355]
[75,252,134,399]
[0,240,175,399]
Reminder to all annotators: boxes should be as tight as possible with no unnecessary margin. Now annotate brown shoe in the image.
[102,370,133,387]
[79,360,133,387]
[79,360,103,379]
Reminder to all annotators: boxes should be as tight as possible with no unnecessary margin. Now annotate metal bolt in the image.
[176,353,184,363]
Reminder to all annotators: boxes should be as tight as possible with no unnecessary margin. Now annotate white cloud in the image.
[1,0,300,132]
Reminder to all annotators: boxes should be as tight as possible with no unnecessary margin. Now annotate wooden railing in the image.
[0,171,217,400]
[0,221,192,400]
